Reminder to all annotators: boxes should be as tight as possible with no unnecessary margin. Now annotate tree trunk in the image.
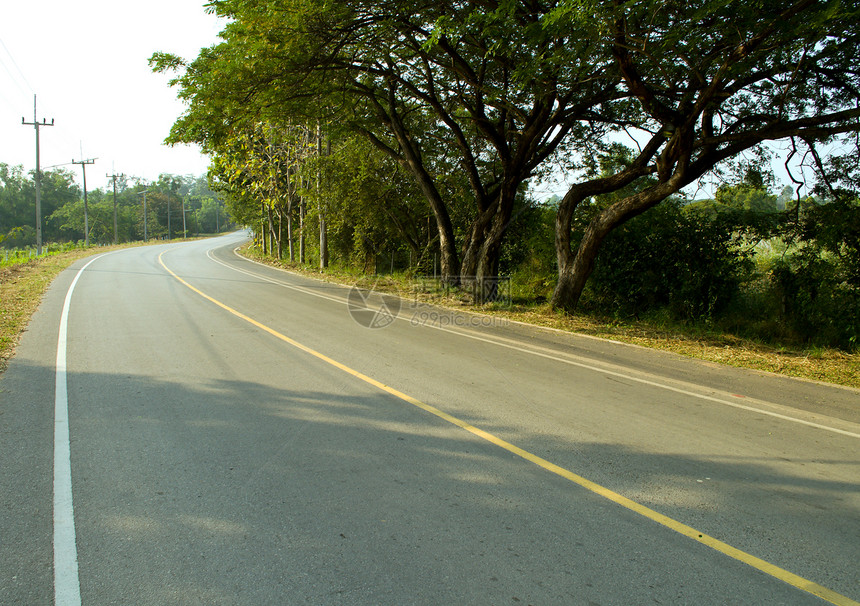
[276,204,283,260]
[266,204,276,257]
[316,121,328,270]
[460,184,516,302]
[260,203,268,255]
[319,214,328,269]
[551,174,686,312]
[397,149,458,282]
[285,170,295,262]
[550,221,606,313]
[287,210,294,262]
[370,88,460,283]
[299,193,306,264]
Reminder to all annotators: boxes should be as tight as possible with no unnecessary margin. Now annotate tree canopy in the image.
[548,0,860,309]
[153,0,860,309]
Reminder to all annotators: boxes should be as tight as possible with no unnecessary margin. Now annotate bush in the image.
[768,198,860,350]
[771,254,859,350]
[2,226,36,249]
[583,199,755,321]
[501,201,557,302]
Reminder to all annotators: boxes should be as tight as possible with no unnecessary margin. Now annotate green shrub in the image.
[767,198,860,350]
[772,250,860,351]
[583,200,755,321]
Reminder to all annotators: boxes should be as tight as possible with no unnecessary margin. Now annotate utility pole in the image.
[72,157,96,246]
[107,172,123,244]
[22,95,54,255]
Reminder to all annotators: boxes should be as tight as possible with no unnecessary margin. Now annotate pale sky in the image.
[0,1,825,201]
[0,0,225,190]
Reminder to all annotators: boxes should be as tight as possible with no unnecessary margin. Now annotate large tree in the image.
[548,0,860,310]
[152,0,618,291]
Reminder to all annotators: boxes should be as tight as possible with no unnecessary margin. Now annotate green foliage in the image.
[154,0,622,282]
[1,240,89,268]
[546,190,860,351]
[310,135,433,271]
[582,199,755,321]
[771,254,859,351]
[769,198,860,350]
[1,226,36,249]
[0,163,80,247]
[492,177,858,351]
[714,184,778,215]
[500,200,557,301]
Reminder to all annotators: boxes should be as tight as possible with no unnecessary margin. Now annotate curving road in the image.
[1,232,858,605]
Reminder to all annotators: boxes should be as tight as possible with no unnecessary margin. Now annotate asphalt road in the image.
[1,232,858,605]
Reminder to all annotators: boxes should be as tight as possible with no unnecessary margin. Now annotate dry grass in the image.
[484,304,859,389]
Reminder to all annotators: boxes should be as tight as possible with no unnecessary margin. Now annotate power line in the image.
[0,36,34,96]
[0,36,34,115]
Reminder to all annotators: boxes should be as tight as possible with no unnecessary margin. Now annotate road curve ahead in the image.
[1,232,858,605]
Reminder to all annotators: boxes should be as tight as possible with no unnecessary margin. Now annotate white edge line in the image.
[203,244,860,440]
[54,255,105,606]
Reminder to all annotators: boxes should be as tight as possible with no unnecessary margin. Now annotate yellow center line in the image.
[159,250,859,606]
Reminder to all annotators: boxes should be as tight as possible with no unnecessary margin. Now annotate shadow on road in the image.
[2,361,857,605]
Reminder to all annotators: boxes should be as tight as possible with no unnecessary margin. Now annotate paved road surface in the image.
[1,232,858,605]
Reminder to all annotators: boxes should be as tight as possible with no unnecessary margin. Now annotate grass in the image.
[500,305,859,388]
[2,242,858,389]
[0,242,90,268]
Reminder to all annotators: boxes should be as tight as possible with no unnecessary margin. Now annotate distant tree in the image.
[311,134,434,271]
[0,164,30,243]
[1,165,79,246]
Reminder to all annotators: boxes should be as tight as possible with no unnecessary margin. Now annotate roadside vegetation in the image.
[1,163,233,248]
[145,0,858,388]
[1,247,114,373]
[153,0,860,314]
